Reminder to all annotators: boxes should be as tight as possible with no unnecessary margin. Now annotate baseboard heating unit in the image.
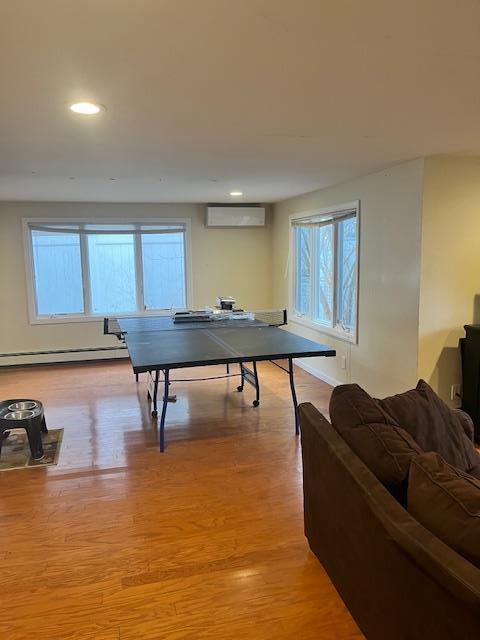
[0,346,128,367]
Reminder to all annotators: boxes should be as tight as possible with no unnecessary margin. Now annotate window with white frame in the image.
[290,203,359,341]
[24,220,190,321]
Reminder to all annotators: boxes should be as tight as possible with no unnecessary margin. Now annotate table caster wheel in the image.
[253,400,259,407]
[237,386,243,392]
[152,410,158,418]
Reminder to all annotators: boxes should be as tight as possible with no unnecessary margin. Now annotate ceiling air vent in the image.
[206,205,265,228]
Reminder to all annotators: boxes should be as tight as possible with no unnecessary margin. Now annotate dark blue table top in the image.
[118,316,335,373]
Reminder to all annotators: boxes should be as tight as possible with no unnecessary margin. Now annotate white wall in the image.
[418,156,480,406]
[272,159,425,398]
[0,202,272,359]
[5,159,457,404]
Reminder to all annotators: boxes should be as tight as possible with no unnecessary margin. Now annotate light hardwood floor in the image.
[0,360,363,640]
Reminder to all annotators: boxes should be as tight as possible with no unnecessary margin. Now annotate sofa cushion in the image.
[468,461,480,481]
[453,408,475,443]
[378,380,480,475]
[330,384,421,502]
[408,452,480,568]
[342,422,421,490]
[329,383,396,434]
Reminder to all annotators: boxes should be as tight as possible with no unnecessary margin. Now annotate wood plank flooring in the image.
[0,360,363,640]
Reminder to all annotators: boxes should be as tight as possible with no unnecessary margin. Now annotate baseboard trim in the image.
[294,358,343,388]
[0,346,129,367]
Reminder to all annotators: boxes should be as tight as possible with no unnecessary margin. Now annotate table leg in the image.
[252,360,260,407]
[152,370,160,417]
[237,363,245,392]
[159,369,169,452]
[288,357,300,435]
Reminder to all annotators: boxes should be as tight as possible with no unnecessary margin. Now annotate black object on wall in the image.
[460,324,480,442]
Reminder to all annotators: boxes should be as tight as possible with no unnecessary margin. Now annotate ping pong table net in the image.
[103,317,122,337]
[249,309,287,326]
[103,309,287,336]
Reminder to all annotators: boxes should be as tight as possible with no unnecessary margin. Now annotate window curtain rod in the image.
[291,210,356,227]
[28,224,186,235]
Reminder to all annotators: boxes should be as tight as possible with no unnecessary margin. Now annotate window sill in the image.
[28,309,185,326]
[289,313,357,344]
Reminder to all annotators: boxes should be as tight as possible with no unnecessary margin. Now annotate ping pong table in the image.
[116,314,335,451]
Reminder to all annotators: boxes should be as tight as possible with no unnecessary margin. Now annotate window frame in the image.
[288,201,360,344]
[22,217,193,324]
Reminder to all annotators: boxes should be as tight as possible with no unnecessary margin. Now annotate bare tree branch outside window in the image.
[294,212,357,337]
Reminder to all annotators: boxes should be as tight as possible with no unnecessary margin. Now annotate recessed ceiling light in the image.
[69,101,104,115]
[230,191,243,197]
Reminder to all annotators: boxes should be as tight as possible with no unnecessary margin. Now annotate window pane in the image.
[336,217,358,332]
[31,230,84,315]
[295,227,311,315]
[142,232,186,309]
[313,224,334,325]
[88,234,137,314]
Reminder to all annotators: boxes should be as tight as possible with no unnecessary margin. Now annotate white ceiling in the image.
[1,0,480,203]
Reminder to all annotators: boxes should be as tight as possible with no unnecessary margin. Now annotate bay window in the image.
[24,219,190,322]
[290,203,359,341]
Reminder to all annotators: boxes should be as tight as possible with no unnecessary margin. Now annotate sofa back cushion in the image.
[378,380,479,475]
[330,384,421,501]
[453,408,475,443]
[329,383,395,434]
[408,452,480,568]
[342,423,422,502]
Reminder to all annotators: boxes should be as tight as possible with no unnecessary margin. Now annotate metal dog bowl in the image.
[8,401,38,411]
[4,410,35,420]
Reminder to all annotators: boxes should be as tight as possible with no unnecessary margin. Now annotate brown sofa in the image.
[300,401,480,640]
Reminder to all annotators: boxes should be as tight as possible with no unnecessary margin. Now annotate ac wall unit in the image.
[206,205,265,228]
